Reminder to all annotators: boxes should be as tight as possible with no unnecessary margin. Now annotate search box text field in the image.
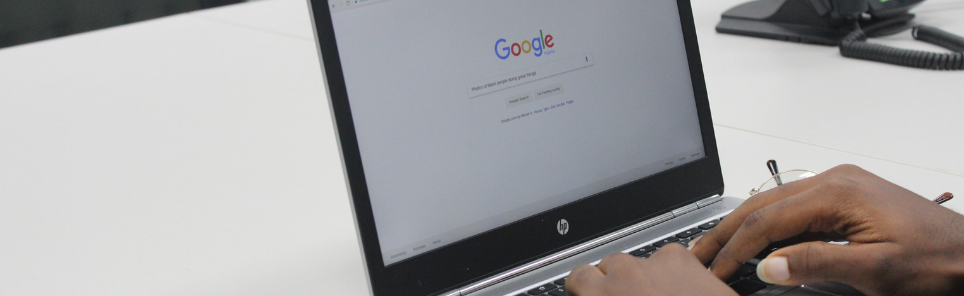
[467,53,594,98]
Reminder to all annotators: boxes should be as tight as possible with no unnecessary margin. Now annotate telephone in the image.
[717,0,964,70]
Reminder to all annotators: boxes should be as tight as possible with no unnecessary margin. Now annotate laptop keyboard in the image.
[512,216,775,296]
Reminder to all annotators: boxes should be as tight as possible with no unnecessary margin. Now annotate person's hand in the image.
[566,244,737,296]
[691,164,964,296]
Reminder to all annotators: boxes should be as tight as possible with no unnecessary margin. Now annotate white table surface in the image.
[1,0,962,295]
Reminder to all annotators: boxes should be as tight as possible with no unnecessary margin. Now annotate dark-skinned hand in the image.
[691,164,964,296]
[565,244,737,296]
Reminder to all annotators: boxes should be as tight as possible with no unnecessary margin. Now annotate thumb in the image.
[756,242,884,288]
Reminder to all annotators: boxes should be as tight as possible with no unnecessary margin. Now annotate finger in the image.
[708,187,843,280]
[652,244,705,268]
[692,172,825,265]
[758,242,888,289]
[651,243,690,260]
[565,264,605,296]
[595,253,634,275]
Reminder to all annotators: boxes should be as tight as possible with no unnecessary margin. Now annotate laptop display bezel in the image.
[307,0,722,295]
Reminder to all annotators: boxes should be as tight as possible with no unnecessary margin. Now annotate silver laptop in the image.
[306,0,861,295]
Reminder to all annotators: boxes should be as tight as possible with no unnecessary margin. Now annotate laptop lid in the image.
[307,0,722,295]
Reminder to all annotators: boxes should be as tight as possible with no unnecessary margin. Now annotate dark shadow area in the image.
[0,0,245,49]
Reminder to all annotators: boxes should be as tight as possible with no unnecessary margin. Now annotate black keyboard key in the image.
[547,287,566,296]
[639,252,652,258]
[725,274,742,285]
[747,272,764,283]
[527,283,557,295]
[754,246,781,260]
[651,237,679,247]
[698,220,719,230]
[729,279,768,296]
[746,258,761,266]
[628,245,656,257]
[679,238,692,246]
[676,228,703,238]
[632,245,657,254]
[736,263,756,277]
[516,294,529,296]
[553,278,566,285]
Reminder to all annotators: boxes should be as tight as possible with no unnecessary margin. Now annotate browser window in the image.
[329,0,704,266]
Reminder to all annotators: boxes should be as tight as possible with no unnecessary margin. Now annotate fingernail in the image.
[757,256,790,284]
[687,237,702,250]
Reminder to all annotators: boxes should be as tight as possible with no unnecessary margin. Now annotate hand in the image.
[566,244,737,296]
[691,164,964,296]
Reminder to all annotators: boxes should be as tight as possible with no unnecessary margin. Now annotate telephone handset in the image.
[717,0,964,70]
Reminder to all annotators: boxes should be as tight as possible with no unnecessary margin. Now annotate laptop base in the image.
[476,196,863,296]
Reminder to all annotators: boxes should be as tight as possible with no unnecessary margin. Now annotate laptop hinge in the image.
[671,203,699,217]
[445,194,722,296]
[696,195,723,209]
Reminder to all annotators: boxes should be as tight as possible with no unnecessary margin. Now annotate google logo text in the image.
[495,30,555,59]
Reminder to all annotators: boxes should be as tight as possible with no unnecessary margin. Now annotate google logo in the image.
[495,30,555,59]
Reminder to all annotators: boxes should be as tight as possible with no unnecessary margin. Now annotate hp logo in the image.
[557,219,569,235]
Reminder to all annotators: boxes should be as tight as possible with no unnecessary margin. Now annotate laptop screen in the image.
[327,0,705,266]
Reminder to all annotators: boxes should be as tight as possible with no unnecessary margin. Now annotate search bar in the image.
[466,53,594,98]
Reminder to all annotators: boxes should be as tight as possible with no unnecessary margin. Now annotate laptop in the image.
[306,0,862,295]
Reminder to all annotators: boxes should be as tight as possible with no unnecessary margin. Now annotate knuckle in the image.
[862,251,900,291]
[743,209,767,229]
[866,251,896,277]
[568,265,591,282]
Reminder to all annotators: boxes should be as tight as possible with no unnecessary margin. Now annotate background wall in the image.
[0,0,245,49]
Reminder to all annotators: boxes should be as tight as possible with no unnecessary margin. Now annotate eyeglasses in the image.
[749,160,818,196]
[747,160,956,205]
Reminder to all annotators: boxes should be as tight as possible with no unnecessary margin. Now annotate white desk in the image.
[0,0,961,295]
